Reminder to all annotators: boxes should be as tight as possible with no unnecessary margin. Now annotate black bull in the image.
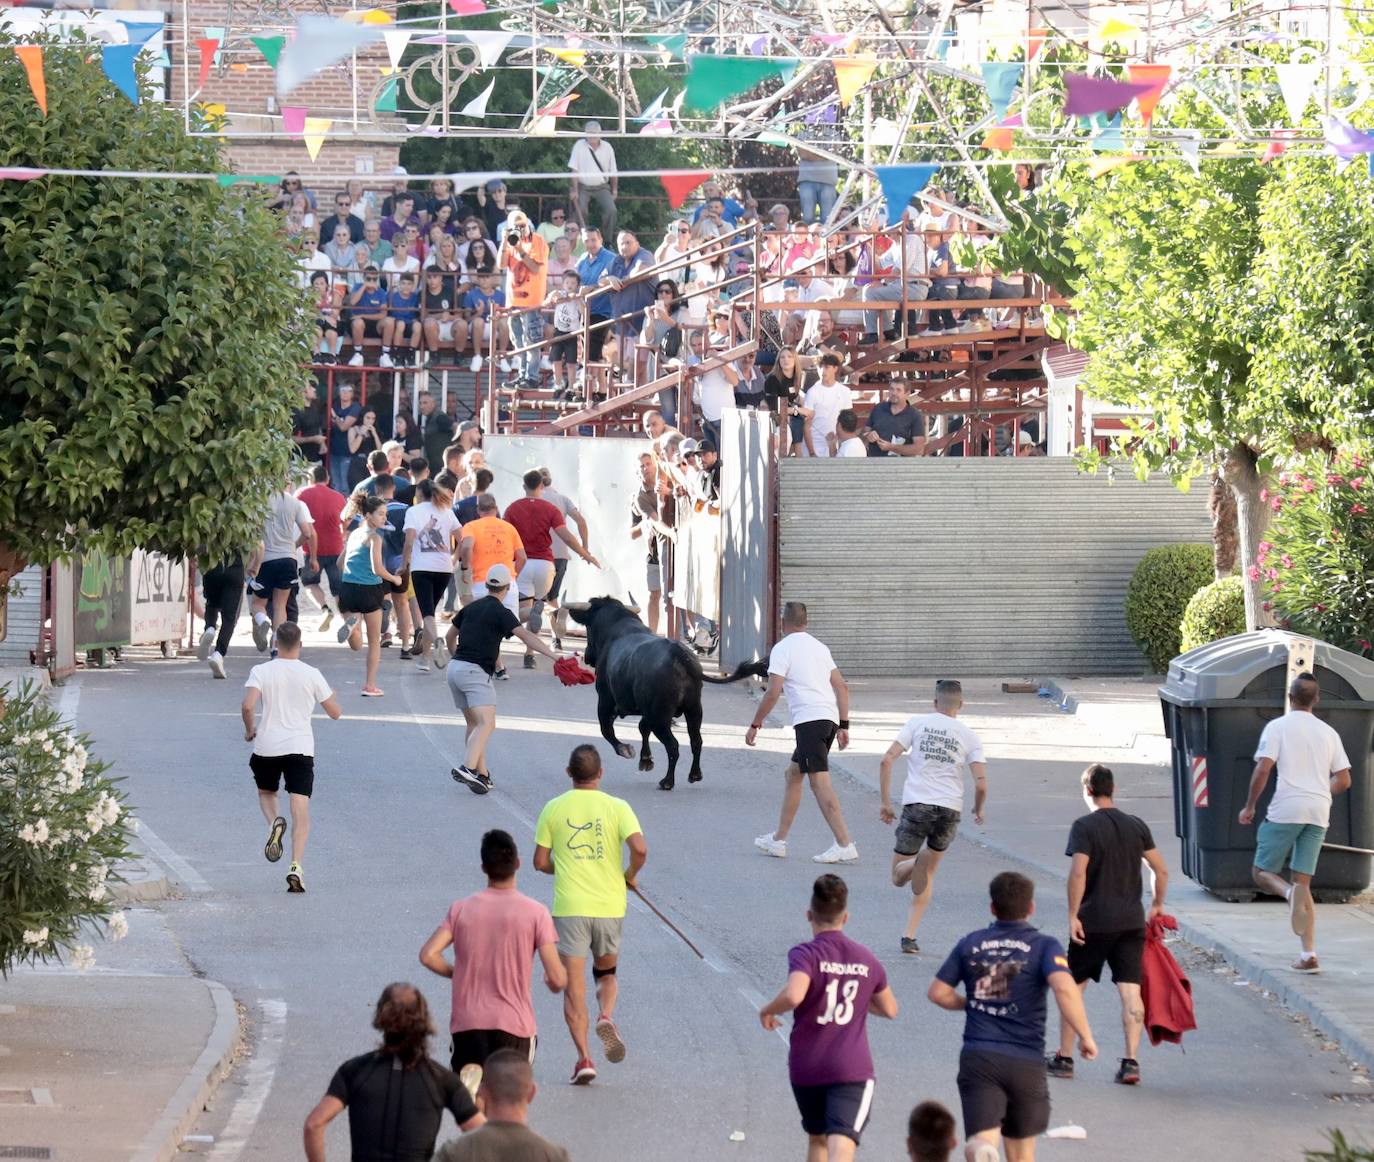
[567,597,767,790]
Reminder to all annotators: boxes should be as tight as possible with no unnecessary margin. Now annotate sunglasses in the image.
[551,214,565,221]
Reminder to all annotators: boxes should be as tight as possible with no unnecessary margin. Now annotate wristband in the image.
[750,721,764,731]
[838,719,850,730]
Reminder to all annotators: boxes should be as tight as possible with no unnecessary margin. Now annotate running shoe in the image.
[753,833,786,858]
[412,628,424,653]
[360,687,385,697]
[432,641,450,668]
[348,351,365,367]
[900,937,920,955]
[286,862,305,893]
[1289,881,1314,937]
[1293,953,1321,974]
[470,354,483,373]
[208,652,226,680]
[451,765,490,795]
[570,1058,597,1085]
[196,626,217,661]
[459,1064,483,1103]
[595,1016,626,1063]
[813,842,859,864]
[523,654,537,670]
[1047,1053,1075,1080]
[318,610,334,633]
[264,816,287,863]
[252,617,271,653]
[479,770,494,790]
[1115,1058,1141,1085]
[494,666,508,681]
[498,356,513,374]
[337,617,358,644]
[380,633,393,648]
[399,648,413,660]
[416,659,433,673]
[379,352,394,368]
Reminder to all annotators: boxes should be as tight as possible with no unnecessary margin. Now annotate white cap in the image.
[392,164,408,176]
[485,563,513,589]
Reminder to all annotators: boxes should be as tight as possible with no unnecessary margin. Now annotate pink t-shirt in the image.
[445,887,557,1037]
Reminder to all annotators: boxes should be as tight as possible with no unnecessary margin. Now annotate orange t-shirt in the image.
[465,516,524,582]
[504,233,550,309]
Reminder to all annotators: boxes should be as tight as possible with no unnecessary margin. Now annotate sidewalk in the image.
[754,673,1374,1072]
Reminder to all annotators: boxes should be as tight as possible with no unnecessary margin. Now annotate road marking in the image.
[208,998,287,1160]
[137,821,211,895]
[736,987,787,1046]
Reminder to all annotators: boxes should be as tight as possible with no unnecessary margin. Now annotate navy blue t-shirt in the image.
[936,920,1069,1062]
[382,501,409,570]
[455,494,480,525]
[330,402,361,458]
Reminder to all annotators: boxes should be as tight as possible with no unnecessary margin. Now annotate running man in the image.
[538,466,590,649]
[1048,764,1169,1087]
[240,622,341,893]
[460,495,526,679]
[533,745,647,1086]
[196,553,247,679]
[748,601,858,864]
[249,474,317,653]
[759,874,898,1162]
[1239,671,1352,974]
[419,829,566,1091]
[445,564,565,794]
[403,478,463,675]
[296,462,348,631]
[928,872,1096,1162]
[878,679,987,955]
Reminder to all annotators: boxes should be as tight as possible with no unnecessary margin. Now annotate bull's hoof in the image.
[615,743,635,760]
[688,769,703,784]
[657,775,675,791]
[638,756,654,772]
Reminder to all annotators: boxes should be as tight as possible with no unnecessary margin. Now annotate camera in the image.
[506,230,521,245]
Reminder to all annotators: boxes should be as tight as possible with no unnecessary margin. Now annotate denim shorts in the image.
[894,802,961,856]
[1254,820,1327,877]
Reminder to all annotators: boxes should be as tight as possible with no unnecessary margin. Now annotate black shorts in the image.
[1067,928,1145,985]
[358,317,382,340]
[791,720,837,774]
[450,1029,536,1072]
[791,1080,875,1144]
[549,334,578,363]
[316,316,338,333]
[548,558,570,602]
[894,802,961,856]
[252,557,299,595]
[338,580,384,615]
[957,1049,1050,1141]
[301,554,342,591]
[249,753,315,797]
[410,569,451,618]
[586,316,609,361]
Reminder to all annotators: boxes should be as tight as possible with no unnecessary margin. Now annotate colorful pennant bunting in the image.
[1276,62,1321,125]
[1126,64,1171,126]
[979,62,1023,122]
[251,36,284,69]
[874,164,939,217]
[980,114,1021,152]
[15,46,46,116]
[197,38,219,91]
[360,9,393,25]
[465,30,513,68]
[834,55,878,107]
[202,28,224,66]
[684,55,786,112]
[1026,28,1047,61]
[646,33,687,61]
[640,117,672,136]
[303,117,332,161]
[0,168,48,180]
[119,21,162,50]
[549,47,587,67]
[459,77,496,117]
[637,87,669,121]
[102,44,141,103]
[660,171,709,209]
[277,16,384,99]
[536,93,579,118]
[281,105,308,135]
[447,0,488,13]
[748,35,769,56]
[1092,115,1125,153]
[1063,73,1154,117]
[1098,15,1140,40]
[376,72,399,113]
[1324,117,1374,158]
[1178,131,1201,174]
[383,30,412,68]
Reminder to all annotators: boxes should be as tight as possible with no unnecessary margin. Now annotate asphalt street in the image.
[74,625,1374,1161]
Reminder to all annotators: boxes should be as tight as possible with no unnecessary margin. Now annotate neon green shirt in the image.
[535,788,642,918]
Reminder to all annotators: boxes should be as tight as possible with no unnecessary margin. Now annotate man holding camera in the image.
[497,211,549,388]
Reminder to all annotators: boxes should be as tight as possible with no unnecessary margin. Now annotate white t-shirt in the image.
[894,712,986,812]
[245,658,333,758]
[263,492,312,561]
[802,382,854,458]
[404,502,461,573]
[543,486,576,562]
[382,254,421,279]
[767,631,839,726]
[1256,710,1351,827]
[568,139,617,187]
[698,360,738,423]
[836,436,867,458]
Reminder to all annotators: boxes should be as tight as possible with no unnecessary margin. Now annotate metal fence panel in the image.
[720,410,775,670]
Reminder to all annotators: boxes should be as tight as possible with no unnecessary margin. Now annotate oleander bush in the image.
[1124,543,1216,672]
[1179,575,1246,654]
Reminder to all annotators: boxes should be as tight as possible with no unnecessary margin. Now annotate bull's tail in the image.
[701,659,769,684]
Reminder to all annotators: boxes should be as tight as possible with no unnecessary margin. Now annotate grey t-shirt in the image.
[542,486,577,561]
[263,491,312,561]
[797,155,839,186]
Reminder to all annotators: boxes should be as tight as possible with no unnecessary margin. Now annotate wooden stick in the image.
[631,885,704,959]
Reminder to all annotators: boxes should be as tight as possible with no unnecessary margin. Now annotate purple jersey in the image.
[787,929,888,1086]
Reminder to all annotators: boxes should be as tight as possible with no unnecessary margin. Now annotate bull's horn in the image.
[624,605,641,614]
[563,601,591,612]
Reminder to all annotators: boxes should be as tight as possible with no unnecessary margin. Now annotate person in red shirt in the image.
[503,470,597,669]
[296,462,348,632]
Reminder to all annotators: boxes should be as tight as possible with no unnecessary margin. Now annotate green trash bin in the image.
[1159,630,1374,902]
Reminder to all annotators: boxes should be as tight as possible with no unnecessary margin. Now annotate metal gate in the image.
[719,409,776,669]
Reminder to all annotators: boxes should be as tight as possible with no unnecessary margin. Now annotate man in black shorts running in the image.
[1048,764,1169,1087]
[928,872,1096,1162]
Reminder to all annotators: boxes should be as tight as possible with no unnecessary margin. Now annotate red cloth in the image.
[554,655,596,686]
[1140,913,1196,1046]
[297,484,347,556]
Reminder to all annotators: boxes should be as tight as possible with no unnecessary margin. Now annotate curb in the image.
[129,978,241,1162]
[1033,677,1079,715]
[109,856,175,905]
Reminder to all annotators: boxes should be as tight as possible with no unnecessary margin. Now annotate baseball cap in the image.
[585,120,603,133]
[392,164,408,176]
[680,438,701,457]
[458,420,481,434]
[485,563,513,589]
[1017,430,1034,446]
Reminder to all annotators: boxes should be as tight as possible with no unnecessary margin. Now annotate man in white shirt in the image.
[834,409,867,458]
[695,307,741,447]
[1239,672,1352,973]
[860,212,930,341]
[241,622,341,894]
[878,679,987,954]
[249,475,318,654]
[568,120,618,242]
[800,353,854,458]
[746,601,858,864]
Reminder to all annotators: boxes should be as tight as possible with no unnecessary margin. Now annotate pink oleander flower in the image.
[1270,496,1284,512]
[1247,565,1261,581]
[1351,478,1367,489]
[1302,479,1315,492]
[1361,639,1372,652]
[1281,554,1293,568]
[1353,503,1368,515]
[1326,474,1344,488]
[1259,488,1269,502]
[1265,567,1280,582]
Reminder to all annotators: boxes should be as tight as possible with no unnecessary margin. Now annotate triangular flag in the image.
[1026,27,1047,61]
[375,73,399,112]
[646,33,687,61]
[834,55,878,107]
[637,87,669,121]
[981,126,1013,151]
[1098,15,1140,40]
[805,102,837,125]
[200,102,226,121]
[197,38,219,91]
[640,117,672,136]
[120,21,162,48]
[1259,129,1295,165]
[383,30,412,68]
[0,167,48,180]
[465,30,513,68]
[14,46,46,116]
[252,35,285,69]
[529,114,557,136]
[361,9,393,25]
[817,34,854,48]
[979,62,1023,122]
[536,92,579,118]
[1126,64,1171,125]
[1178,131,1201,174]
[684,55,783,112]
[1093,114,1125,153]
[549,48,587,67]
[459,77,496,117]
[749,35,769,56]
[448,0,488,13]
[102,44,140,103]
[1323,116,1374,157]
[660,171,709,209]
[1063,73,1154,117]
[873,164,939,217]
[1335,153,1355,175]
[277,15,383,99]
[303,117,332,161]
[666,90,686,119]
[281,105,308,135]
[202,28,224,65]
[1276,62,1322,125]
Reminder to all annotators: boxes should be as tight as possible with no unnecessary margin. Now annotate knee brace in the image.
[592,965,617,980]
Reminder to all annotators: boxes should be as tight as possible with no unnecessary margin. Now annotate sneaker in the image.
[1114,1057,1141,1085]
[451,765,489,795]
[417,659,433,673]
[900,936,920,955]
[1047,1053,1075,1079]
[1293,953,1321,974]
[477,772,494,792]
[470,354,483,373]
[813,842,859,864]
[348,351,365,367]
[264,816,286,862]
[399,648,413,660]
[432,642,450,668]
[494,666,508,681]
[337,617,358,644]
[412,628,424,653]
[380,633,393,649]
[380,351,394,368]
[252,617,271,653]
[498,356,513,373]
[523,653,537,670]
[458,1064,483,1103]
[318,610,333,633]
[360,687,385,697]
[595,1016,626,1063]
[1289,881,1314,937]
[570,1058,597,1085]
[753,833,786,858]
[286,862,305,893]
[196,626,217,661]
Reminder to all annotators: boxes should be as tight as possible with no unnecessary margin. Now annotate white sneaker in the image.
[754,833,786,858]
[470,354,483,373]
[416,659,432,673]
[196,626,216,661]
[498,356,512,373]
[348,351,365,367]
[251,617,271,653]
[813,842,859,864]
[540,356,553,371]
[432,641,450,668]
[207,651,226,679]
[379,352,394,368]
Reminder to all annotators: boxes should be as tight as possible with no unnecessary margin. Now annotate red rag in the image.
[554,655,596,686]
[1140,913,1197,1046]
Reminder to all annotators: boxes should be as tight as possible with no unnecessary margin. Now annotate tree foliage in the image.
[0,36,308,568]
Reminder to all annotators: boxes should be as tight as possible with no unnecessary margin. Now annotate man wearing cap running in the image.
[461,494,526,678]
[446,563,565,794]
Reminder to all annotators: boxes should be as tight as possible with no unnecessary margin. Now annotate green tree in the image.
[0,36,308,580]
